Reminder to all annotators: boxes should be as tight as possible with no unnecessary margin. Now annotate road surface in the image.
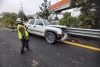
[0,28,100,67]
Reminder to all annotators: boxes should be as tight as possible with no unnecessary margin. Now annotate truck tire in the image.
[45,32,56,44]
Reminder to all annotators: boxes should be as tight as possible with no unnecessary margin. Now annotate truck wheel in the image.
[45,32,56,44]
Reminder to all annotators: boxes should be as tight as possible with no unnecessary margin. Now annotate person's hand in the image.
[26,37,29,40]
[26,37,29,42]
[20,39,22,41]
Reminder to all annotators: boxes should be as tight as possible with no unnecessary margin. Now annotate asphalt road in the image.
[0,28,100,67]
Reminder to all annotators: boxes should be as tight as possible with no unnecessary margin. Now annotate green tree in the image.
[0,17,1,22]
[27,15,34,19]
[91,0,100,28]
[1,12,18,27]
[37,0,51,20]
[70,0,99,29]
[18,10,28,21]
[59,12,80,28]
[59,12,71,26]
[79,1,96,28]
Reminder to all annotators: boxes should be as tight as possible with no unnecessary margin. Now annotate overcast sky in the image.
[0,0,80,17]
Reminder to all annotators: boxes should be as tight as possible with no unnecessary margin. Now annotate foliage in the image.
[70,0,99,29]
[18,10,28,21]
[0,17,1,22]
[70,0,87,7]
[27,15,34,19]
[0,12,18,27]
[79,10,96,28]
[37,0,51,20]
[59,12,80,28]
[79,1,97,28]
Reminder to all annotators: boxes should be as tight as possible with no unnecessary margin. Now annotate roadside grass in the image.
[0,22,7,27]
[0,22,3,27]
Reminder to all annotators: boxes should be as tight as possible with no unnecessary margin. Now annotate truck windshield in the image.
[43,19,52,26]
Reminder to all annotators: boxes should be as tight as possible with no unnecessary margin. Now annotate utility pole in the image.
[20,2,23,12]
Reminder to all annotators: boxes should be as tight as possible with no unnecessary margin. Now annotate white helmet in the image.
[16,18,24,23]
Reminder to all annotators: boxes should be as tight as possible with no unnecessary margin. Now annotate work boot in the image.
[20,50,25,55]
[27,48,32,51]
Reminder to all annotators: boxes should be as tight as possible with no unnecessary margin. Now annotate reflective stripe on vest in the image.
[17,24,28,39]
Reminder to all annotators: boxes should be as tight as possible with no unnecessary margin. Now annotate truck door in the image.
[27,19,37,34]
[34,19,45,36]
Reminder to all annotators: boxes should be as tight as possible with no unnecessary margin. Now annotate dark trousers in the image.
[21,39,30,52]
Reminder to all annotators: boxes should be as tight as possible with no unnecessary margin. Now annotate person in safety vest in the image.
[16,18,32,54]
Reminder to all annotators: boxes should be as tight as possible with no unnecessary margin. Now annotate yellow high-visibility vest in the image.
[17,24,28,39]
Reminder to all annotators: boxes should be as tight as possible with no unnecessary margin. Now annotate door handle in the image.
[34,26,36,27]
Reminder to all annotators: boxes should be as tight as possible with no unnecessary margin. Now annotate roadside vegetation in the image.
[37,0,100,29]
[59,12,80,28]
[37,0,51,20]
[59,0,100,29]
[0,11,33,27]
[0,0,100,29]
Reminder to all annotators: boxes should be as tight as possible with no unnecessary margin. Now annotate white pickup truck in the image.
[25,19,68,44]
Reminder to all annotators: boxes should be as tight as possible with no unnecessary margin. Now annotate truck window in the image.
[29,19,35,24]
[35,19,43,25]
[43,19,51,26]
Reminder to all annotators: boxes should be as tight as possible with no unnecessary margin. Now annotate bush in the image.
[59,12,80,28]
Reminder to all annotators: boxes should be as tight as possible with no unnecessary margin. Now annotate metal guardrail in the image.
[66,28,100,38]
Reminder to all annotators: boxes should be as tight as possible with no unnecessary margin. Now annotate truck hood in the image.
[47,25,67,28]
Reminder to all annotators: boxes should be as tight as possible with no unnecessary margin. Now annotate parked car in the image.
[25,19,68,44]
